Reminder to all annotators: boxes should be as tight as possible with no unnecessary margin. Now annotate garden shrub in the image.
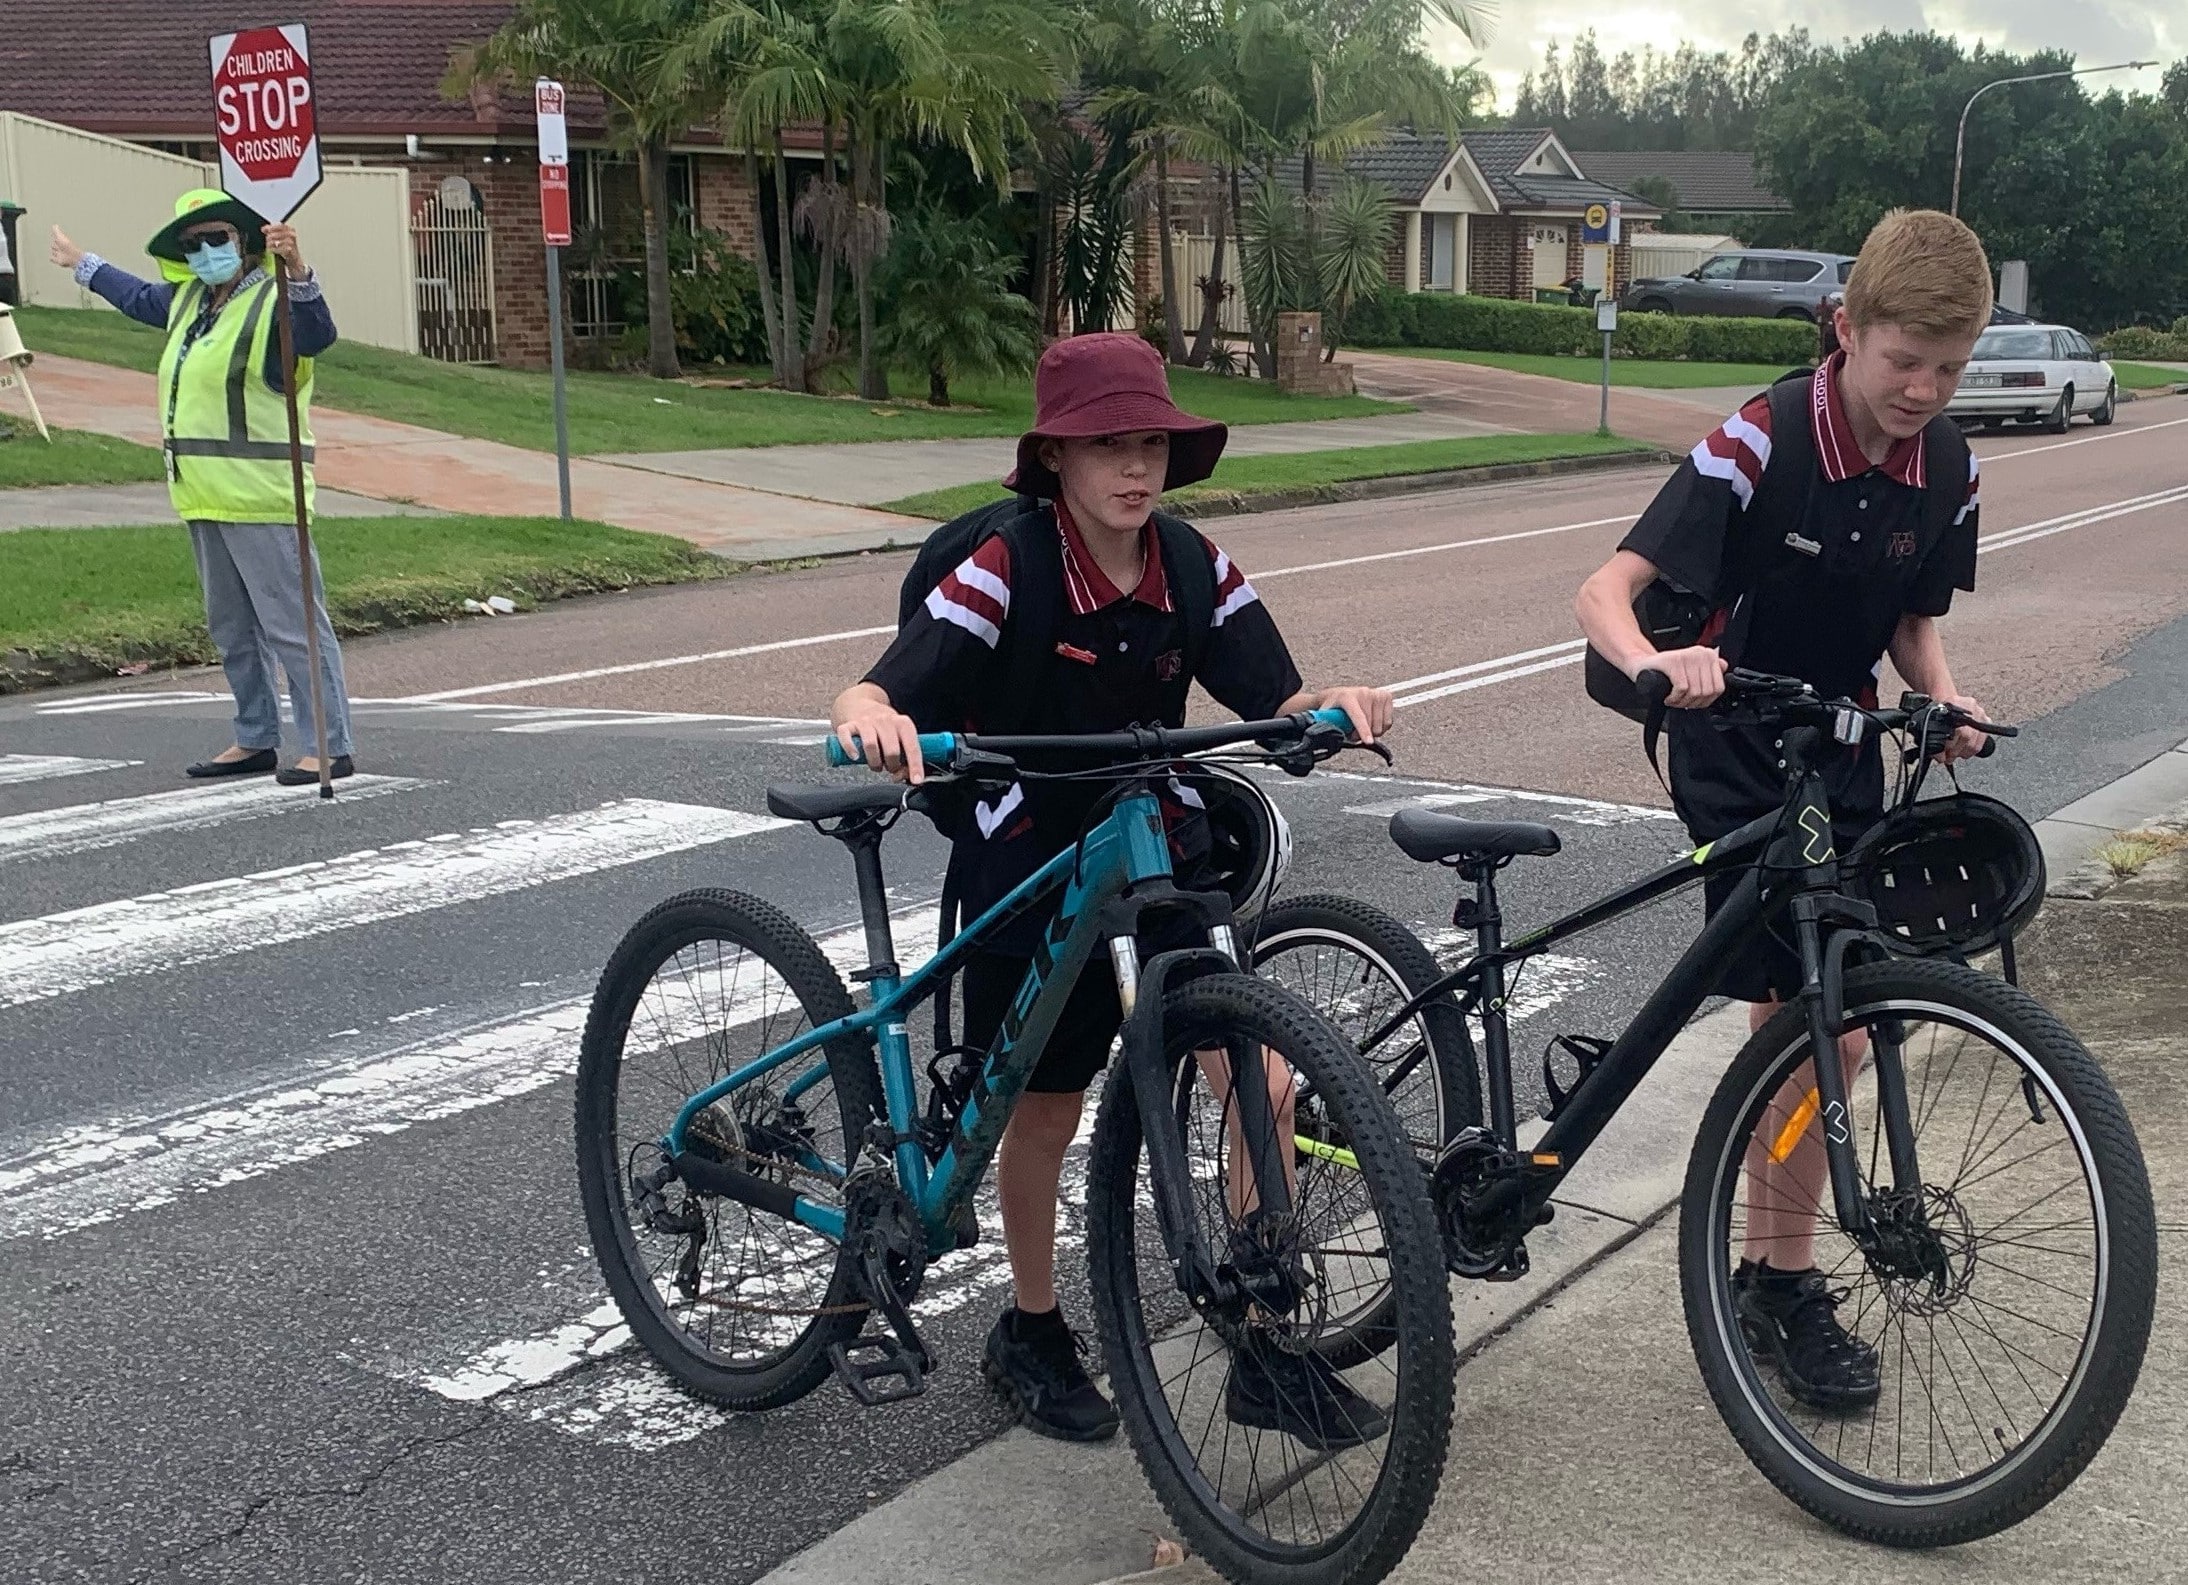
[1346,288,1816,364]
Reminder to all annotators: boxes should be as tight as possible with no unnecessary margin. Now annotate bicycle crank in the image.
[1431,1129,1562,1282]
[826,1173,934,1407]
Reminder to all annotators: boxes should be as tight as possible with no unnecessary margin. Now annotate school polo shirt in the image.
[865,501,1302,949]
[1622,354,1980,705]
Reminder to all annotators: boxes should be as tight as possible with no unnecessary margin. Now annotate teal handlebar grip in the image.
[1308,706,1357,735]
[825,731,959,768]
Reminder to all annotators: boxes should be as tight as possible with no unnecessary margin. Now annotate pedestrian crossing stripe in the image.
[0,753,141,786]
[0,799,792,1009]
[0,773,427,864]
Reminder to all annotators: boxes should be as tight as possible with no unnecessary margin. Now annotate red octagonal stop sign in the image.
[209,22,323,222]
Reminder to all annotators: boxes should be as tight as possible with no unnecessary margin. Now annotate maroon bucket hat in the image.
[1003,333,1228,498]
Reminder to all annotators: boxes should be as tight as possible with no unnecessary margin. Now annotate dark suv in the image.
[1621,249,1856,321]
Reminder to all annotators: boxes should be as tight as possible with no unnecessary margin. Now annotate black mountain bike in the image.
[1315,668,2156,1545]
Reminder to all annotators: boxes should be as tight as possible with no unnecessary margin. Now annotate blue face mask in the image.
[185,239,244,286]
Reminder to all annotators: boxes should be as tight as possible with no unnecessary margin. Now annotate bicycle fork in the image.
[1116,940,1301,1321]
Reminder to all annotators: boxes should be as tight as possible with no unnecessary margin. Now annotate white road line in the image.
[1344,786,1680,827]
[394,627,898,704]
[376,509,1646,708]
[29,692,228,716]
[0,754,141,786]
[0,907,941,1244]
[1256,514,1639,581]
[1394,652,1584,708]
[0,800,791,1009]
[1980,412,2188,463]
[1976,484,2188,555]
[1384,639,1586,695]
[0,774,428,864]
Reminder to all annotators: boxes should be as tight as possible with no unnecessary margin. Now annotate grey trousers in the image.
[187,520,354,758]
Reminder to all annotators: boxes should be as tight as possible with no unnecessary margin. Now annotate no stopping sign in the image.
[209,22,323,221]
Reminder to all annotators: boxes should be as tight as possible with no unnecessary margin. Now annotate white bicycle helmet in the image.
[1175,767,1291,921]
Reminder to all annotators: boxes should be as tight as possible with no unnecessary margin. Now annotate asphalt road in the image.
[3,395,2183,1583]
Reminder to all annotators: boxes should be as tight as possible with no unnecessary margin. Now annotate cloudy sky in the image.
[1431,0,2180,114]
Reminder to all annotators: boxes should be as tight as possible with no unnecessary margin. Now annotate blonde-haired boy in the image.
[1573,209,1995,1413]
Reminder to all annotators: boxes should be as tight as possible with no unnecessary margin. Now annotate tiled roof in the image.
[1499,174,1661,215]
[0,0,609,140]
[1457,127,1553,182]
[1566,151,1789,212]
[1267,131,1455,204]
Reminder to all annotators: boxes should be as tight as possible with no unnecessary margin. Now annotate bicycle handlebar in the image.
[1631,665,2013,755]
[825,707,1359,770]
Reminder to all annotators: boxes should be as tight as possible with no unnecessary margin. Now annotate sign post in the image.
[536,79,572,520]
[209,21,333,799]
[1582,202,1621,435]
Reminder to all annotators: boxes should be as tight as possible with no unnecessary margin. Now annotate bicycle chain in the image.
[665,1120,873,1321]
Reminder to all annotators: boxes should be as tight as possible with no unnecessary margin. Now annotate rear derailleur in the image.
[1430,1129,1563,1282]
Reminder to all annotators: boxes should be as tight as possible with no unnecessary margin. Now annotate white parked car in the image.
[1949,324,2117,433]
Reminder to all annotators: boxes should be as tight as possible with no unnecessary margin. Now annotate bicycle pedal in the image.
[1479,1241,1531,1282]
[828,1334,930,1406]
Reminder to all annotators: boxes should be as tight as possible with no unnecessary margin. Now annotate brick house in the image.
[1346,129,1660,302]
[3,0,798,368]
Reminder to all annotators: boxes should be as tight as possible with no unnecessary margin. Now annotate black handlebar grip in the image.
[1634,669,1673,710]
[1976,736,1999,759]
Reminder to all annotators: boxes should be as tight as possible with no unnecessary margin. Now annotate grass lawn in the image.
[883,432,1649,522]
[0,513,726,689]
[0,425,166,489]
[1383,346,1790,389]
[2113,361,2186,392]
[15,305,1404,455]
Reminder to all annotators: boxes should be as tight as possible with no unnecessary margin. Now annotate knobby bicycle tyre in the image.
[576,889,884,1412]
[1088,974,1455,1585]
[1679,957,2156,1546]
[1251,893,1477,1370]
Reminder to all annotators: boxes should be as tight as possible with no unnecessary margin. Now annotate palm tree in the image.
[879,204,1041,404]
[449,0,706,379]
[688,0,1065,399]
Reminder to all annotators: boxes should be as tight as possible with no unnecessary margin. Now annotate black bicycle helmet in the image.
[1175,768,1290,921]
[1841,793,2045,957]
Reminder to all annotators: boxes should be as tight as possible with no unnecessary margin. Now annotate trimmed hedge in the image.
[2099,323,2188,360]
[1346,291,1818,365]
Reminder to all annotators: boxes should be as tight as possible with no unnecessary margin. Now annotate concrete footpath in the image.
[27,353,924,560]
[761,751,2188,1585]
[0,481,439,531]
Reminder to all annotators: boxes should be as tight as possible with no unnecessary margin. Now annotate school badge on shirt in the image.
[1888,530,1918,560]
[1155,649,1184,682]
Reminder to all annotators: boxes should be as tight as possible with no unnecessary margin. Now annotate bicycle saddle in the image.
[1387,807,1561,864]
[766,782,913,823]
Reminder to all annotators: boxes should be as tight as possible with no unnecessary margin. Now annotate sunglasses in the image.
[178,228,239,256]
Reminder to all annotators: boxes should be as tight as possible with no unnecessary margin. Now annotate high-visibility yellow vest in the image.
[157,274,316,523]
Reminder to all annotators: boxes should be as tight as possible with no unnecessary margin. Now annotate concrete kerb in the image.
[720,449,1673,564]
[2034,737,2188,896]
[754,1003,1754,1585]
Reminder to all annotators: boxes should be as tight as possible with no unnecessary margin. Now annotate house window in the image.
[568,149,698,339]
[1428,215,1456,290]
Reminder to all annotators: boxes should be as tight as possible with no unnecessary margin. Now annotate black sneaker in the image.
[982,1307,1119,1443]
[1225,1334,1388,1450]
[1734,1260,1882,1412]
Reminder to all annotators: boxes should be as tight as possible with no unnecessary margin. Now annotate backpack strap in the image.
[1153,512,1218,678]
[1918,415,1972,541]
[988,507,1064,735]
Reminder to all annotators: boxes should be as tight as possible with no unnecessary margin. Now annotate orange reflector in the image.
[1768,1089,1822,1164]
[1530,1152,1562,1168]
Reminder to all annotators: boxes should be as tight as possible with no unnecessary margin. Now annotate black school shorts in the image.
[959,913,1215,1095]
[1668,712,1886,1004]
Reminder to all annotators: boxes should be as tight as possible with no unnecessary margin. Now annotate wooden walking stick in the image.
[271,252,333,801]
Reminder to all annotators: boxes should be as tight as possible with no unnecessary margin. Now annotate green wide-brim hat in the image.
[146,188,268,263]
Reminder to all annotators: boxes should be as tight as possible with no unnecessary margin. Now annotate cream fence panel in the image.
[1,113,417,353]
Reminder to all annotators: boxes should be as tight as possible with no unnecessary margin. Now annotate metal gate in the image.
[410,198,496,363]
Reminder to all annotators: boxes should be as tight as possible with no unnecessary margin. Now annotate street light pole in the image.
[1952,61,2157,217]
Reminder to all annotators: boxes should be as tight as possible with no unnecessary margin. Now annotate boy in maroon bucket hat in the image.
[831,333,1394,1446]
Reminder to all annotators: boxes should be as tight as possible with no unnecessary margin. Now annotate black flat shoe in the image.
[275,755,355,787]
[185,749,277,779]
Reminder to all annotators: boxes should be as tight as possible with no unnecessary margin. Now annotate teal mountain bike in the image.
[576,710,1455,1585]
